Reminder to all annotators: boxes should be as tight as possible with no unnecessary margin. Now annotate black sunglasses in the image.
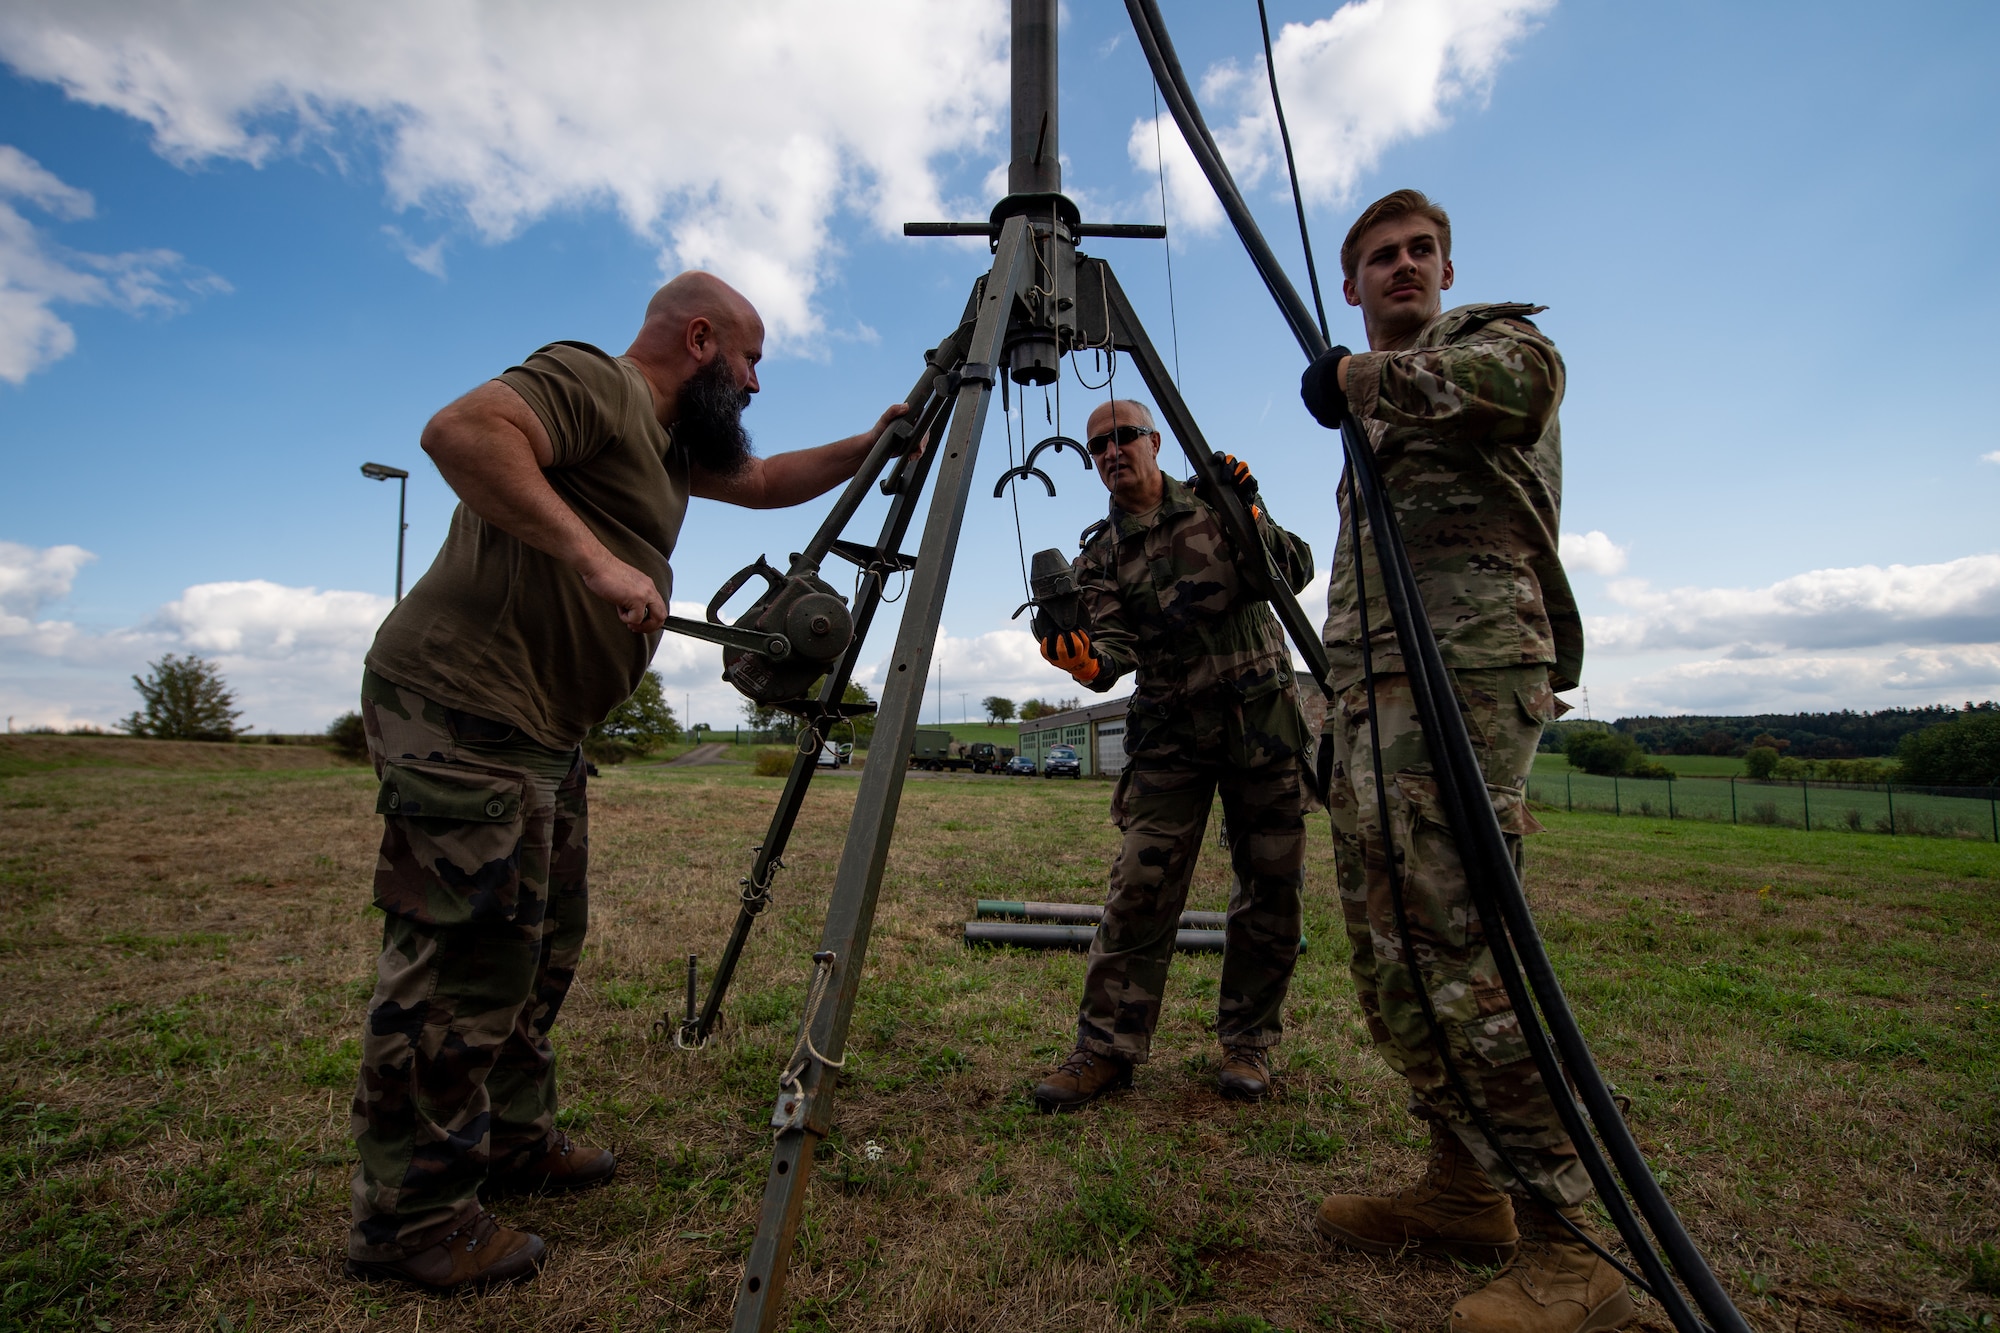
[1086,423,1153,456]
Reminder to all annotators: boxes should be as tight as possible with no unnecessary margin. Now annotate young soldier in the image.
[1297,190,1629,1333]
[347,272,914,1291]
[1030,399,1315,1110]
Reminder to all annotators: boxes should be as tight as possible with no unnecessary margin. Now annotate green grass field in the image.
[1534,752,1749,778]
[1,736,1996,1331]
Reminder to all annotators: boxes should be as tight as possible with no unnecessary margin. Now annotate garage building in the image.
[1016,695,1131,777]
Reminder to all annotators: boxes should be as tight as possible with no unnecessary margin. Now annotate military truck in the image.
[909,732,1014,773]
[909,729,970,771]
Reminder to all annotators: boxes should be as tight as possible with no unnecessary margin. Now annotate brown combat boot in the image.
[485,1130,617,1196]
[1216,1046,1273,1101]
[1448,1197,1636,1333]
[345,1210,545,1291]
[1314,1122,1518,1263]
[1032,1048,1133,1112]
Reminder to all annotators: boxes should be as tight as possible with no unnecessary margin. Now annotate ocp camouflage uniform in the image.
[1070,475,1315,1063]
[347,668,589,1263]
[1322,302,1590,1204]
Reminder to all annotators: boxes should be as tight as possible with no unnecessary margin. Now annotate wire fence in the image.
[1525,772,2000,842]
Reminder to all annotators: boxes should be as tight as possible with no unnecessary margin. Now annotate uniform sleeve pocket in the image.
[373,759,527,925]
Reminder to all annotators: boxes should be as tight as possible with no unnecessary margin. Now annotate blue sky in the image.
[2,0,1996,734]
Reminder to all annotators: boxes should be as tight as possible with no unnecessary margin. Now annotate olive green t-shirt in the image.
[365,341,690,749]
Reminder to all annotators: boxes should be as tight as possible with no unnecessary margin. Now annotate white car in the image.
[816,741,841,768]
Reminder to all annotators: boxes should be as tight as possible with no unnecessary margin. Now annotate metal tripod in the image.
[724,3,1334,1326]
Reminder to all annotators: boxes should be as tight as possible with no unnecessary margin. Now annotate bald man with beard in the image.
[345,272,911,1291]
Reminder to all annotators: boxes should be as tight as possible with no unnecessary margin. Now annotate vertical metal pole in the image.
[730,221,1033,1333]
[1668,777,1674,820]
[1886,782,1894,834]
[1614,774,1620,816]
[394,475,408,604]
[1802,778,1810,831]
[1010,0,1060,194]
[1731,776,1737,825]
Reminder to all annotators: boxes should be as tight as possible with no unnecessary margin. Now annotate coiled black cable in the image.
[1125,4,1751,1330]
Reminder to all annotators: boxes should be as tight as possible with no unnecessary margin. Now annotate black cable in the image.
[1150,80,1184,386]
[1125,4,1749,1329]
[1255,0,1330,341]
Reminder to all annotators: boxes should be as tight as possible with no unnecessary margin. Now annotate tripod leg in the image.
[677,346,968,1048]
[1095,260,1335,693]
[729,217,1036,1333]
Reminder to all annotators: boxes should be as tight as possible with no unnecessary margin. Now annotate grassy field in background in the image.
[1,736,1996,1331]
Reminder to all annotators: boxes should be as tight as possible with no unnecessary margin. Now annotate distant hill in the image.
[1606,704,1997,758]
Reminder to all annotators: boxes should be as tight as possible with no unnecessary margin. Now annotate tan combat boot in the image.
[486,1129,617,1196]
[1314,1122,1518,1263]
[1217,1046,1273,1101]
[1448,1196,1637,1333]
[345,1210,545,1291]
[1032,1048,1133,1112]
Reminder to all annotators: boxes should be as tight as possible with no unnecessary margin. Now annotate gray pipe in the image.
[1009,0,1059,194]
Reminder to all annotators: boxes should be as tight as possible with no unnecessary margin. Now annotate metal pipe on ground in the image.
[963,921,1308,953]
[974,898,1225,928]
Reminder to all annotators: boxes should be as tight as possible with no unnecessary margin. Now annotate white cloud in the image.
[1982,449,2000,465]
[1588,555,2000,656]
[0,541,394,730]
[1130,0,1553,232]
[0,538,93,617]
[0,145,225,382]
[1597,646,2000,716]
[1560,529,1628,576]
[0,1,1010,348]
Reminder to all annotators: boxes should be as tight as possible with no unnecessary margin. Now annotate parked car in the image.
[816,741,841,768]
[1004,754,1037,776]
[1043,744,1081,779]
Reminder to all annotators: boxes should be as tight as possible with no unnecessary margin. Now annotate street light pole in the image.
[360,462,411,603]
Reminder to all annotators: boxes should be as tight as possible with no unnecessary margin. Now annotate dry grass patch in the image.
[0,752,1995,1331]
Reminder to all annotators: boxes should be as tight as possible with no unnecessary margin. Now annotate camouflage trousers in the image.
[1077,757,1308,1063]
[1325,664,1590,1205]
[348,668,590,1262]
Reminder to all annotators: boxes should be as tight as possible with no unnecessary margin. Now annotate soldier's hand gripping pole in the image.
[729,218,1035,1333]
[1125,3,1749,1330]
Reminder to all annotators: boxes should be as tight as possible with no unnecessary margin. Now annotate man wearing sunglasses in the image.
[1297,191,1622,1333]
[1030,398,1316,1111]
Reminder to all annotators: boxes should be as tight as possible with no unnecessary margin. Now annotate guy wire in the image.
[1007,385,1032,602]
[1257,0,1331,340]
[1151,79,1184,387]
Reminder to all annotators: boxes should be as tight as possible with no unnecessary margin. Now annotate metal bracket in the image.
[827,539,918,574]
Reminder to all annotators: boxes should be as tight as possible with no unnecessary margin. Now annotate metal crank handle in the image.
[706,556,787,624]
[662,615,791,661]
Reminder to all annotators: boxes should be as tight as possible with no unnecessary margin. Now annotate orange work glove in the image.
[1195,451,1262,519]
[1040,630,1100,684]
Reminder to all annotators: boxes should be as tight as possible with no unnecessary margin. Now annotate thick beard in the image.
[677,357,755,477]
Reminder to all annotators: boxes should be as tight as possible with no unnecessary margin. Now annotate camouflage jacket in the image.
[1323,302,1584,693]
[1074,475,1314,768]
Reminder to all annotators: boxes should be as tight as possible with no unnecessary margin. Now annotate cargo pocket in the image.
[1458,1005,1532,1069]
[1387,778,1541,948]
[373,759,528,926]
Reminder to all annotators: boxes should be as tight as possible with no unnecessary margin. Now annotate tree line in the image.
[1608,705,1987,759]
[1553,703,2000,788]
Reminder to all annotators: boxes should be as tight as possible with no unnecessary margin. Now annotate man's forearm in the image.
[741,434,874,508]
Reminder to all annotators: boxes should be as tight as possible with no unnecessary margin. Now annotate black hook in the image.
[992,464,1056,498]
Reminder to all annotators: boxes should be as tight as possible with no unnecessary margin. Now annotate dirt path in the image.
[664,741,729,766]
